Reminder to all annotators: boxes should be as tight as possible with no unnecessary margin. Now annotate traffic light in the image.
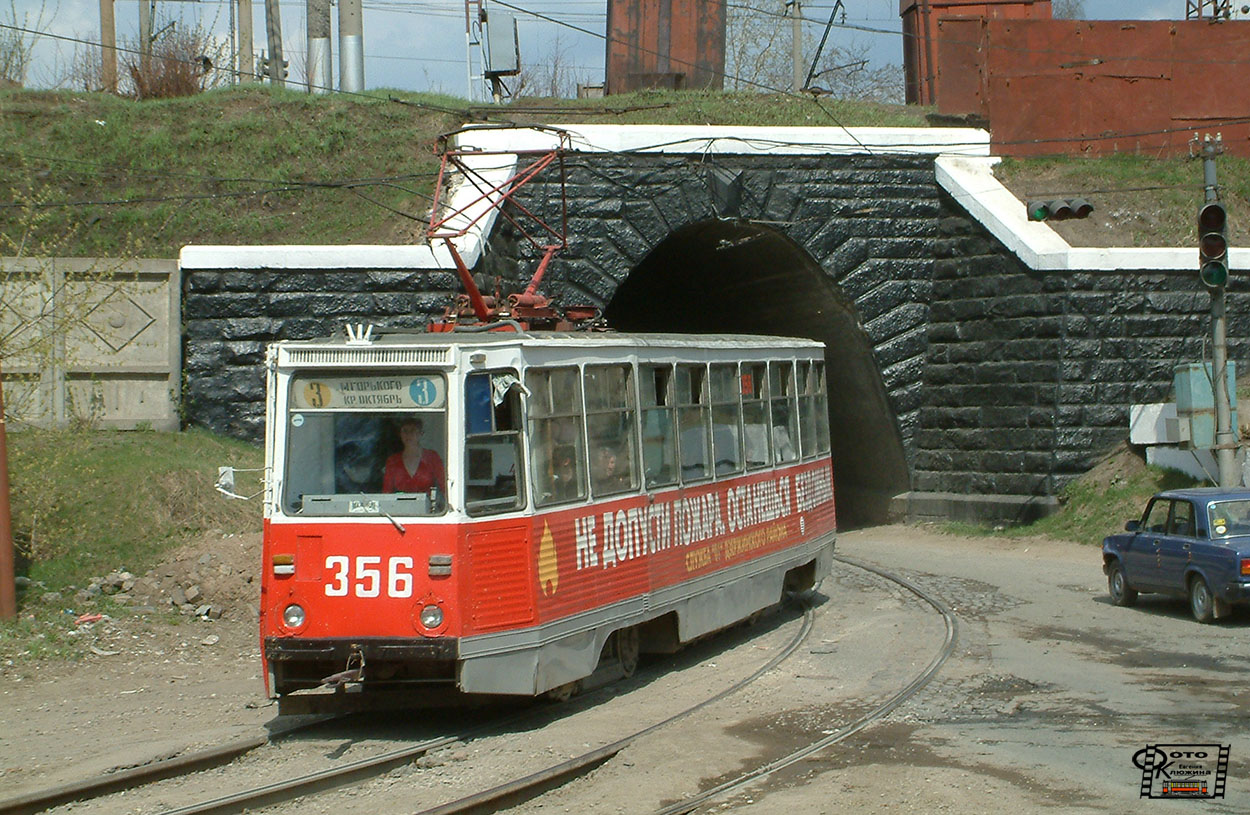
[1027,199,1094,221]
[1199,202,1229,289]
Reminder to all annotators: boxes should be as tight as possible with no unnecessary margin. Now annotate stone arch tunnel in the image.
[180,126,1250,527]
[601,219,909,529]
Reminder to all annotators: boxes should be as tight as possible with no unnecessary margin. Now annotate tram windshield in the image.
[282,372,448,517]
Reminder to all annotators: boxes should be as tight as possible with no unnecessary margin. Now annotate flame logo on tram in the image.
[537,522,559,596]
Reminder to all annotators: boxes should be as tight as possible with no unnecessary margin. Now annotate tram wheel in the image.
[615,626,640,678]
[544,680,581,703]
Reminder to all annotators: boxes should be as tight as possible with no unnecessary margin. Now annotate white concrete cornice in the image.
[180,243,449,270]
[452,124,991,157]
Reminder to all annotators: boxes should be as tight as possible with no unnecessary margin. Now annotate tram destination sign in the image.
[291,375,446,410]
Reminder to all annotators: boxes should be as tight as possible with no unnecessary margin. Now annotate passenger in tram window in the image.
[772,402,798,463]
[550,444,580,501]
[382,417,446,495]
[592,444,628,493]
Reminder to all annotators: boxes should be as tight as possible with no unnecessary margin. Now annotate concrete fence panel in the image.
[0,257,180,430]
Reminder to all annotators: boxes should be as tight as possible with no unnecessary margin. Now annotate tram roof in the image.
[286,330,824,351]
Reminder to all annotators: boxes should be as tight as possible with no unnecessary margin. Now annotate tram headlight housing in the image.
[282,603,306,629]
[419,604,444,630]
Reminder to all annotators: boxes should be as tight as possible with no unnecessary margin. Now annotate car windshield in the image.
[1207,499,1250,538]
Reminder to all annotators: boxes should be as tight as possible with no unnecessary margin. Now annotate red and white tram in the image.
[259,329,836,710]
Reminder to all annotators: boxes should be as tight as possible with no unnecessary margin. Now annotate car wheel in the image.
[1107,561,1138,607]
[1189,575,1217,624]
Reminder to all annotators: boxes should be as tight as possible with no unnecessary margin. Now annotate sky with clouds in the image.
[4,0,1207,100]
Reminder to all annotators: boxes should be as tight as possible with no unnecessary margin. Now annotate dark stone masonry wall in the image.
[181,148,1250,521]
[924,210,1250,498]
[183,270,464,440]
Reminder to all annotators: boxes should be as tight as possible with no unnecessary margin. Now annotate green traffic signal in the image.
[1026,198,1094,221]
[1201,261,1229,288]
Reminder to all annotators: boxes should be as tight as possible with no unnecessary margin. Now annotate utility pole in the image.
[1197,134,1239,486]
[264,0,285,86]
[238,0,254,82]
[99,0,117,92]
[339,0,364,92]
[137,0,152,79]
[788,0,802,93]
[307,0,332,93]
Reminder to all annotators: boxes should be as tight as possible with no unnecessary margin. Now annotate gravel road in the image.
[3,524,1247,814]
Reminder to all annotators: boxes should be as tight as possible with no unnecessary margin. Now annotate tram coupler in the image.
[320,647,366,689]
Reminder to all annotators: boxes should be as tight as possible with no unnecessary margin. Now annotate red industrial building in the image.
[902,0,1250,156]
[605,0,726,94]
[901,0,1054,106]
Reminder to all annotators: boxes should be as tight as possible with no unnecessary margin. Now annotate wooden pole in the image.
[0,362,16,621]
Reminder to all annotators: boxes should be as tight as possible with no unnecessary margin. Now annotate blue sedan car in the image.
[1102,487,1250,623]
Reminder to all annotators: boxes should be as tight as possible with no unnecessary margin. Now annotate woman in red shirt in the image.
[382,417,445,494]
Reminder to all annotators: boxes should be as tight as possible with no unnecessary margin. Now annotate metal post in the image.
[307,0,332,93]
[789,0,802,94]
[339,0,364,92]
[99,0,117,92]
[465,0,475,101]
[1203,136,1238,486]
[238,0,254,82]
[0,362,15,621]
[264,0,285,87]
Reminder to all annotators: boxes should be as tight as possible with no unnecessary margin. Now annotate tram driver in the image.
[382,416,446,500]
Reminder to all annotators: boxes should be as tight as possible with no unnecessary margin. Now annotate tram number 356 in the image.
[324,555,415,598]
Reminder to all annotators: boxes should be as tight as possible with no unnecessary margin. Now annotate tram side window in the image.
[677,364,711,482]
[641,365,678,489]
[464,371,526,514]
[527,367,587,506]
[710,363,743,476]
[812,361,831,454]
[798,361,831,459]
[742,362,771,469]
[586,364,638,497]
[770,361,799,464]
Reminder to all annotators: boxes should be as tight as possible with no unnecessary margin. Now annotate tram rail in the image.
[1,598,813,815]
[5,557,952,815]
[405,557,954,815]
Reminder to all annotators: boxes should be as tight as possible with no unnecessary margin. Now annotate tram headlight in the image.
[282,603,306,629]
[419,604,444,630]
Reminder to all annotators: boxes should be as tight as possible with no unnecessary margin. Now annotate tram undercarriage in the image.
[272,537,832,714]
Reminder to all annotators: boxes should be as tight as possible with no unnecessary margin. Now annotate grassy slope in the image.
[0,87,930,258]
[2,86,1243,254]
[995,153,1250,249]
[8,428,263,587]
